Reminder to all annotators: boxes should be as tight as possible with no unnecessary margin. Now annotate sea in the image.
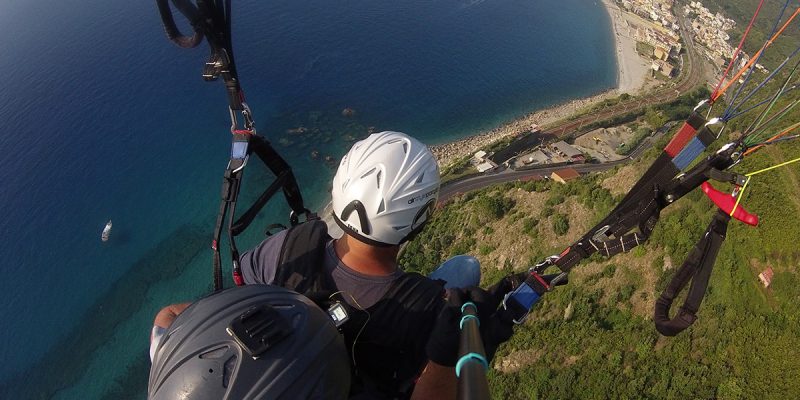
[0,0,615,397]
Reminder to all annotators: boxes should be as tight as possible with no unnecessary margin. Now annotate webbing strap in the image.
[551,140,736,275]
[671,125,717,170]
[665,112,706,157]
[654,211,730,336]
[212,133,308,291]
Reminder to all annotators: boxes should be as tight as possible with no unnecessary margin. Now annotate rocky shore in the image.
[429,90,619,168]
[430,0,651,170]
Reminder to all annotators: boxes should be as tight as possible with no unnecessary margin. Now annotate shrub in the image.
[552,213,570,235]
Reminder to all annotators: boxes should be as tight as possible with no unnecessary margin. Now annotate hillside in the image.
[399,1,800,397]
[400,128,800,398]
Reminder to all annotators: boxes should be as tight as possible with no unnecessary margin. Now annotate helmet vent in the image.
[416,172,425,184]
[403,142,408,154]
[393,225,409,231]
[376,170,382,188]
[377,199,385,214]
[360,167,377,179]
[199,345,230,360]
[222,355,237,388]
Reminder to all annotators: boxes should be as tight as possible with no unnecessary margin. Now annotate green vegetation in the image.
[412,10,800,396]
[588,93,635,114]
[474,194,516,220]
[636,41,655,58]
[440,155,477,185]
[551,213,570,235]
[400,130,800,398]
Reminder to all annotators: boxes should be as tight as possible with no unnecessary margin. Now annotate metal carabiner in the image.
[229,102,257,134]
[531,254,560,274]
[693,99,709,112]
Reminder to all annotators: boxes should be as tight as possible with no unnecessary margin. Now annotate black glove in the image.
[426,279,517,367]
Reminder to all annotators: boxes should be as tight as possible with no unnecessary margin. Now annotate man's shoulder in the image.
[388,271,445,309]
[238,229,289,284]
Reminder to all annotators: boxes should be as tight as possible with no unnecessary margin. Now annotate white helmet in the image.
[332,131,440,246]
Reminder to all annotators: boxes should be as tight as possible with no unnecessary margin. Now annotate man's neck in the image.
[334,234,400,276]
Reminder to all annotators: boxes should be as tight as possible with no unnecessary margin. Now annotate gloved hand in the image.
[426,278,519,367]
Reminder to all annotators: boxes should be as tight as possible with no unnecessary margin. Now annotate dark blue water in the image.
[0,0,614,397]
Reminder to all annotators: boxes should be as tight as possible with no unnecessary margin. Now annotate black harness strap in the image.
[654,210,730,336]
[230,135,308,236]
[550,126,731,275]
[213,133,310,289]
[157,1,313,291]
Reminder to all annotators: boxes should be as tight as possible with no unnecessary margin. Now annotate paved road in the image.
[440,160,629,202]
[439,21,704,203]
[439,117,677,203]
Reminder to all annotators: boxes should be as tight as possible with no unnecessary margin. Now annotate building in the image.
[476,161,496,173]
[550,141,585,163]
[522,149,550,165]
[758,267,774,288]
[652,60,674,77]
[473,150,487,162]
[551,168,580,184]
[654,46,669,61]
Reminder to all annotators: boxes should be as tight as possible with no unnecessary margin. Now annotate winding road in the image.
[439,16,706,203]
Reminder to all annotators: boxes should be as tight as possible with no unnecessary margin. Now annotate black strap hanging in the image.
[654,210,730,336]
[157,0,311,292]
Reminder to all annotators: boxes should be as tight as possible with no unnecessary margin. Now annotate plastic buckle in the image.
[289,209,316,226]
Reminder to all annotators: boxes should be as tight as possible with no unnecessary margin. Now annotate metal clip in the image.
[531,254,560,274]
[693,99,708,111]
[241,102,255,131]
[501,292,529,325]
[289,209,316,226]
[229,102,257,134]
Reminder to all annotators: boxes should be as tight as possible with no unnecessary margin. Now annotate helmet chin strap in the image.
[333,211,394,248]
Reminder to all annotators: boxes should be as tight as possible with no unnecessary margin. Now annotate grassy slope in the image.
[401,4,800,397]
[400,130,800,399]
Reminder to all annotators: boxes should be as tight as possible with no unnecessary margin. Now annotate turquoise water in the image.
[0,0,614,397]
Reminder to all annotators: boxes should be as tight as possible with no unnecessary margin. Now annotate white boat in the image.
[102,220,112,242]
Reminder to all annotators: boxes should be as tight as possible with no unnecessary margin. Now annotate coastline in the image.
[430,0,650,169]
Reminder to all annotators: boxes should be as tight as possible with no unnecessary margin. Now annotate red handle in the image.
[701,182,759,226]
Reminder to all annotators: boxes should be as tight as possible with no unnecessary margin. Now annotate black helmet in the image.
[148,285,350,399]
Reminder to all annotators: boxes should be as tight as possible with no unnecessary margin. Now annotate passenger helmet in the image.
[332,131,440,246]
[148,285,350,400]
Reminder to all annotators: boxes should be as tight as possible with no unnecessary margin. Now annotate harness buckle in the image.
[707,168,747,186]
[289,209,317,226]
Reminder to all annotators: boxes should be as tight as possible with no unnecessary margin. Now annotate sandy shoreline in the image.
[430,0,650,168]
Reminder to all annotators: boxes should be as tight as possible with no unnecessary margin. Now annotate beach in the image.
[430,0,651,168]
